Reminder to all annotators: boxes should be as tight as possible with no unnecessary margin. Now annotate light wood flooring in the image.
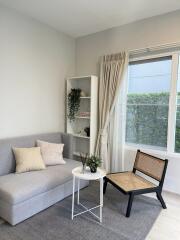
[146,191,180,240]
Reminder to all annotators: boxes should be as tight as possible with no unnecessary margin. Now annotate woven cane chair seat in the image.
[106,172,156,192]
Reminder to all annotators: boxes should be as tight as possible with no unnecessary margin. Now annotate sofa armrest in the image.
[61,133,73,159]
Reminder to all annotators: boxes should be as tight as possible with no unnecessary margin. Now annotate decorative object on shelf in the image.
[79,112,90,117]
[84,127,90,137]
[80,153,88,173]
[76,130,83,135]
[87,155,101,173]
[68,88,81,121]
[80,90,86,97]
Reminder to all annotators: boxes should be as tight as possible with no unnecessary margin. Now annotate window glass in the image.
[126,57,172,149]
[175,56,180,152]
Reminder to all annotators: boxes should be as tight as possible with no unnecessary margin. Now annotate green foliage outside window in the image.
[126,92,180,152]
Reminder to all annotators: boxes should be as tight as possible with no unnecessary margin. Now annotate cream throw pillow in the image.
[13,147,46,173]
[36,140,66,166]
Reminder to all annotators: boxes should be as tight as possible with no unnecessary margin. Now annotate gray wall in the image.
[0,5,75,138]
[76,10,180,194]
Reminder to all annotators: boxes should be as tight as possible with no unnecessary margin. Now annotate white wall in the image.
[76,10,180,194]
[0,5,75,138]
[76,10,180,75]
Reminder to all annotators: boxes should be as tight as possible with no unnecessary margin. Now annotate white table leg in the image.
[100,177,103,223]
[77,178,80,205]
[72,175,75,220]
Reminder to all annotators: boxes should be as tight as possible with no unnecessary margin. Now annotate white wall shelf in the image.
[73,152,81,157]
[72,134,90,139]
[66,75,98,160]
[75,116,90,119]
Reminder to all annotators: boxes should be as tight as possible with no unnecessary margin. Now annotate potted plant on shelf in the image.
[84,126,90,137]
[68,88,81,121]
[87,155,101,173]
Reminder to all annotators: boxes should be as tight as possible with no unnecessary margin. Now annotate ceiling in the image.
[1,0,180,37]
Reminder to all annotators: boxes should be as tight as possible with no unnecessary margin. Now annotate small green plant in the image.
[68,88,81,121]
[87,155,101,173]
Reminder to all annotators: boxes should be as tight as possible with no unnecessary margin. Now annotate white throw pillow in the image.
[13,147,46,173]
[36,140,66,166]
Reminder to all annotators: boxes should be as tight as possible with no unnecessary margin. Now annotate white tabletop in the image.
[72,166,106,180]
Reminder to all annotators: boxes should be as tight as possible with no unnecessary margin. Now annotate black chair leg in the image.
[156,191,167,209]
[126,193,134,217]
[103,179,108,194]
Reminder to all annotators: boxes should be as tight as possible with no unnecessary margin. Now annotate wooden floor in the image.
[146,191,180,240]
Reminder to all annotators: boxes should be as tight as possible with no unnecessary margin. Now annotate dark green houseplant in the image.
[68,88,81,121]
[87,155,101,173]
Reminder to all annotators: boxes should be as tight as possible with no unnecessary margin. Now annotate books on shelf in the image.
[78,112,90,117]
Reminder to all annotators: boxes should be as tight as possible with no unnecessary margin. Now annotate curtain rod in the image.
[129,42,180,56]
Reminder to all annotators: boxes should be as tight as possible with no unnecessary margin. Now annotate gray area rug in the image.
[0,182,161,240]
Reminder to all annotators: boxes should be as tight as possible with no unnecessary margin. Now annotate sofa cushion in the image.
[13,147,46,173]
[36,140,66,166]
[0,159,81,205]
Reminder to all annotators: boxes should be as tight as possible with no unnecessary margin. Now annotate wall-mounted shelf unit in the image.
[72,134,90,139]
[66,75,98,160]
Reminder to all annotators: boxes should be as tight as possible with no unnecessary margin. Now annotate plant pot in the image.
[90,167,97,173]
[84,127,90,137]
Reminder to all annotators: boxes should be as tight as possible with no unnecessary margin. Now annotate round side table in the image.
[71,166,106,223]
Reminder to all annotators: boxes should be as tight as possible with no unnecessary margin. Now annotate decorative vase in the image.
[80,153,88,174]
[82,164,86,174]
[80,90,86,97]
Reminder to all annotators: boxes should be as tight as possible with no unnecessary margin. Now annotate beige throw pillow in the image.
[36,140,66,166]
[13,147,46,173]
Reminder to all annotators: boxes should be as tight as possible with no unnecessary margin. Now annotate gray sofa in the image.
[0,132,88,225]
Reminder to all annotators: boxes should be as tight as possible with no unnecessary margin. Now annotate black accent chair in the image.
[103,150,168,217]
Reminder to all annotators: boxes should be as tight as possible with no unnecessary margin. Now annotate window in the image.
[126,57,172,150]
[175,55,180,152]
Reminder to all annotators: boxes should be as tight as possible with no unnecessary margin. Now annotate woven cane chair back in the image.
[134,151,165,181]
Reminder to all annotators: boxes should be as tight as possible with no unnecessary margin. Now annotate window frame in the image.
[125,51,180,155]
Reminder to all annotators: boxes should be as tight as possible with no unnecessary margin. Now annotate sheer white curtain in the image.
[109,76,128,172]
[95,52,128,173]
